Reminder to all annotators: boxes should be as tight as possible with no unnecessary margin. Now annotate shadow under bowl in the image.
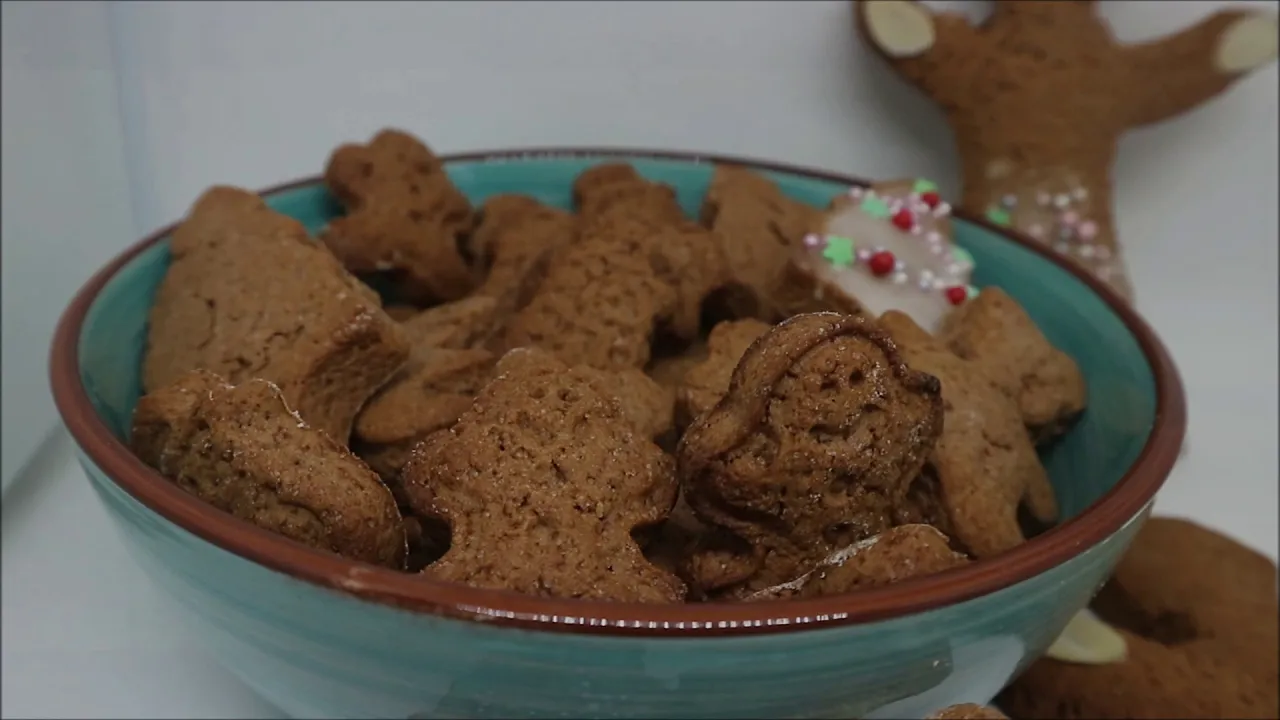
[50,149,1185,719]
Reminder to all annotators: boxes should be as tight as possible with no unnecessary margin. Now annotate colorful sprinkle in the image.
[860,195,892,219]
[1077,220,1098,240]
[986,207,1012,226]
[868,250,897,276]
[822,236,856,266]
[951,246,975,269]
[803,233,824,249]
[891,208,915,231]
[1060,210,1080,226]
[945,286,968,305]
[1028,223,1045,238]
[1000,194,1018,209]
[913,179,938,193]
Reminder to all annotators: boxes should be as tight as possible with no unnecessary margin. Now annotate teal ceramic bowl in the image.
[50,150,1185,719]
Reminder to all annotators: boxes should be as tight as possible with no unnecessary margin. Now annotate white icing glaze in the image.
[796,181,973,334]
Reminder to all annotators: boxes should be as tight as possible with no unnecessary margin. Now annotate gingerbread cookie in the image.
[577,366,675,442]
[573,162,686,225]
[999,517,1279,718]
[676,318,772,429]
[468,194,578,314]
[501,230,677,371]
[877,311,1058,558]
[384,304,423,322]
[746,524,969,601]
[677,313,943,594]
[894,469,956,544]
[132,370,406,568]
[583,213,732,341]
[927,704,1008,720]
[400,348,685,602]
[857,0,1280,299]
[323,128,476,304]
[646,340,710,395]
[938,287,1086,443]
[700,164,861,321]
[399,295,502,352]
[641,492,759,600]
[143,186,410,442]
[353,348,498,483]
[795,178,974,334]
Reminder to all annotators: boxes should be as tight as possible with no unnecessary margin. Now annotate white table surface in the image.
[3,380,1276,719]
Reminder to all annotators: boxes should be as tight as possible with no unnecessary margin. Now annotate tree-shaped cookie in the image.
[856,0,1279,299]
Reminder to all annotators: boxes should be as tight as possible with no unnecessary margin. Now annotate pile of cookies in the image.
[128,128,1279,717]
[132,128,1090,602]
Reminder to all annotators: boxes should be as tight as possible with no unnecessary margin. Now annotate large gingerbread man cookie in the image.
[856,0,1278,299]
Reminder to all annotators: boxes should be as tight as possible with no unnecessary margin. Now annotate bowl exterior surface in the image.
[70,155,1159,719]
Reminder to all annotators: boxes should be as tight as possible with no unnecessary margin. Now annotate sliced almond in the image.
[1044,608,1128,665]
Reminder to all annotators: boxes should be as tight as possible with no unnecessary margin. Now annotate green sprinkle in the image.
[860,196,891,219]
[986,207,1012,226]
[966,285,980,299]
[913,178,938,193]
[822,236,856,267]
[951,246,974,268]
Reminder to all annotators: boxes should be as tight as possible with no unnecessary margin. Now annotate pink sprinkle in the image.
[1078,221,1098,240]
[1060,210,1079,226]
[926,231,943,244]
[849,187,864,198]
[803,233,824,249]
[1028,223,1044,237]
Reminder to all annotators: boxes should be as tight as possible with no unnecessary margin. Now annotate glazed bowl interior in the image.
[57,150,1183,633]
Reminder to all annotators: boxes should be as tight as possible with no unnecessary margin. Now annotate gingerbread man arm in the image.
[1122,9,1279,128]
[854,0,983,104]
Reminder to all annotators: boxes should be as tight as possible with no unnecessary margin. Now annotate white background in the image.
[2,1,1277,718]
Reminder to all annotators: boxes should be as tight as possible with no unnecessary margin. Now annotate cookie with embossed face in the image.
[793,178,975,335]
[677,312,944,595]
[400,348,684,602]
[877,311,1058,558]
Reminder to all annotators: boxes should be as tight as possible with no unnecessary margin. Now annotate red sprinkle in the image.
[921,191,941,208]
[868,251,896,276]
[891,209,915,231]
[945,286,968,305]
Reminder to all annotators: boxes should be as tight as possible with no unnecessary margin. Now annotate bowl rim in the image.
[49,147,1186,638]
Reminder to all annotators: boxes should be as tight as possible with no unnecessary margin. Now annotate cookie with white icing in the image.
[795,179,975,334]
